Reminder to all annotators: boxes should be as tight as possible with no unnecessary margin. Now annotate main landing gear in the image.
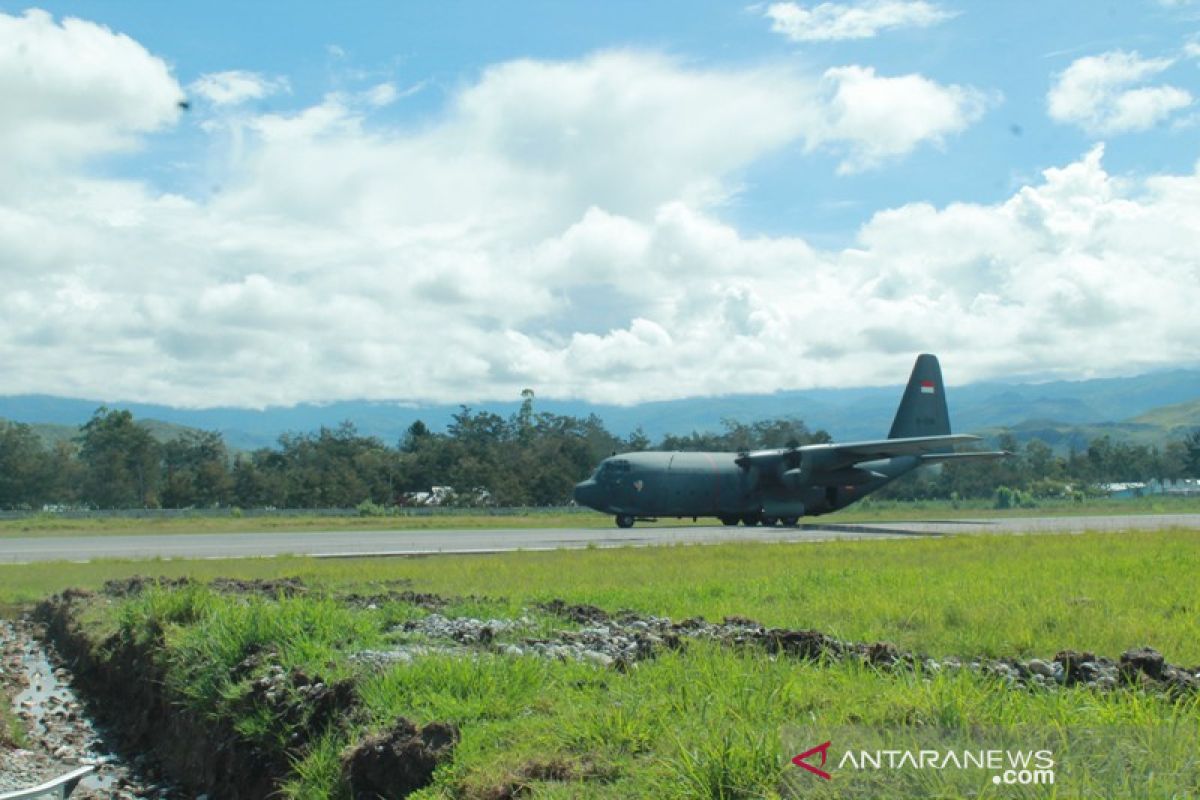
[617,513,800,528]
[740,513,801,528]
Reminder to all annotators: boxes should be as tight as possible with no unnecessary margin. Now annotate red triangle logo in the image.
[792,740,832,780]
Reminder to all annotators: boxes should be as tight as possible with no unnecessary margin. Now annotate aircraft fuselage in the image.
[572,449,917,525]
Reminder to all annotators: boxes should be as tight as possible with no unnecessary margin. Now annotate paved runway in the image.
[0,514,1197,564]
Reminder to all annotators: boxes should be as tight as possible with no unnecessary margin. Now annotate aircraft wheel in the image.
[761,515,778,527]
[781,516,799,527]
[720,515,740,526]
[615,514,636,529]
[741,513,761,526]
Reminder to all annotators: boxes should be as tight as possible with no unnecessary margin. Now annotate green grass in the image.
[96,579,1200,799]
[2,494,1199,538]
[9,530,1199,661]
[18,529,1200,797]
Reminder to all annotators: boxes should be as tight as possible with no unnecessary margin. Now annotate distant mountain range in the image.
[2,368,1198,453]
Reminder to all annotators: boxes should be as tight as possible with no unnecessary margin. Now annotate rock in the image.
[583,651,614,668]
[1119,647,1165,682]
[1026,658,1055,678]
[342,719,458,800]
[985,662,1016,680]
[764,629,831,660]
[1053,650,1098,685]
[866,642,900,666]
[539,600,610,625]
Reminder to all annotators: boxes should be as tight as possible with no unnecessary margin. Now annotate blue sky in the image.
[1,2,1199,407]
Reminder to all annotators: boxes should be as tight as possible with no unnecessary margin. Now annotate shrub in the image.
[356,499,387,517]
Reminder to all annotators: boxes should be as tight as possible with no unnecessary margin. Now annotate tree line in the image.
[878,431,1200,503]
[1,396,1198,510]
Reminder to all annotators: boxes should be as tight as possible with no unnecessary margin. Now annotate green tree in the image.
[625,427,651,452]
[0,422,56,508]
[77,408,160,508]
[1160,441,1190,482]
[1184,430,1200,478]
[232,451,288,508]
[1023,438,1059,482]
[400,420,431,453]
[161,430,233,508]
[276,422,398,507]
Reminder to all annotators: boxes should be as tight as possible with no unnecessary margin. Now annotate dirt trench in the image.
[34,592,285,799]
[1,617,167,798]
[32,589,457,800]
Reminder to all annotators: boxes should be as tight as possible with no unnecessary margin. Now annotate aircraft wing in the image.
[735,434,995,477]
[820,434,982,461]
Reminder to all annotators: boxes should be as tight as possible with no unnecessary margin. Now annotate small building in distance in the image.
[1100,479,1200,499]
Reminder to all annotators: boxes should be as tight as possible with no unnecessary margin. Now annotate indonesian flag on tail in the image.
[920,380,935,394]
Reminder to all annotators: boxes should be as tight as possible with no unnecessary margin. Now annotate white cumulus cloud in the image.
[0,9,182,175]
[1047,49,1193,135]
[764,0,953,42]
[189,70,289,106]
[9,26,1191,408]
[807,65,990,173]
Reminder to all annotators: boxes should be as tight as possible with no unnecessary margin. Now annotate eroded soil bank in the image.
[32,585,457,799]
[35,591,297,799]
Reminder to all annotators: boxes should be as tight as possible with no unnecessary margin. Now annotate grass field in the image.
[2,494,1199,538]
[18,528,1200,798]
[4,530,1198,660]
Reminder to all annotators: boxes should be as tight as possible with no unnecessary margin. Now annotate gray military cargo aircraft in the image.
[573,354,1007,528]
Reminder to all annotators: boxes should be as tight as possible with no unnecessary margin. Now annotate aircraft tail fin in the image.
[888,354,951,442]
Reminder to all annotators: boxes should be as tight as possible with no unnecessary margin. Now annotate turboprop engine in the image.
[779,449,836,488]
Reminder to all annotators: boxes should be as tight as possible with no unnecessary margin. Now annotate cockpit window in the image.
[595,459,632,481]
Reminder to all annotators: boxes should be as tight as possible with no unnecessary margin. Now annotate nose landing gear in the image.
[615,514,636,528]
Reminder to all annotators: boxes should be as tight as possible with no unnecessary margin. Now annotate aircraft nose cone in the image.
[573,479,600,509]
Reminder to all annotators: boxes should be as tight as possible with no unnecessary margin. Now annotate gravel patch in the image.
[360,603,1200,695]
